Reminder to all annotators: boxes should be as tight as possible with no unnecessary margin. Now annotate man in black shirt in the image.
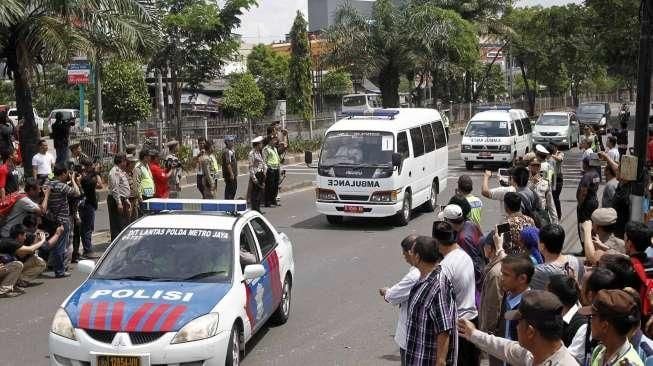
[0,224,48,288]
[0,110,14,157]
[77,158,101,260]
[576,156,600,249]
[615,120,629,157]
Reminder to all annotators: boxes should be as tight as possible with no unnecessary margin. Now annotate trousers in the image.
[79,202,95,254]
[225,179,237,199]
[20,254,46,282]
[0,261,22,294]
[250,178,263,212]
[108,196,128,241]
[265,168,280,206]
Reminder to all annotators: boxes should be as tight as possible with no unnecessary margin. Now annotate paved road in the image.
[0,125,634,365]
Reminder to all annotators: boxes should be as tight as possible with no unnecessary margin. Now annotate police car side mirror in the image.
[392,153,402,167]
[77,259,95,274]
[243,264,266,280]
[305,151,313,165]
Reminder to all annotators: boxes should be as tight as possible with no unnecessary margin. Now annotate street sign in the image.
[67,58,91,85]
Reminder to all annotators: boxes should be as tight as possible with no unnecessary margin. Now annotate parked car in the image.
[532,111,580,150]
[8,107,44,131]
[47,109,80,131]
[576,102,611,132]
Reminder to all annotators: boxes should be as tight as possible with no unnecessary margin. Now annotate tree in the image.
[475,63,506,102]
[326,0,411,107]
[0,0,155,176]
[222,73,265,119]
[151,0,256,140]
[287,11,313,136]
[247,44,289,111]
[321,70,353,96]
[33,64,79,116]
[102,59,150,128]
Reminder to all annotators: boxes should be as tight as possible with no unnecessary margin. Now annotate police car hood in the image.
[64,279,230,332]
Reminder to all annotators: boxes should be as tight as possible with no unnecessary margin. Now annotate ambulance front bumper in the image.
[316,200,403,218]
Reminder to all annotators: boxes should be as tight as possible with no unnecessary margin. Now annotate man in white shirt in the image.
[606,136,620,164]
[379,235,420,365]
[32,139,54,185]
[580,137,594,170]
[482,169,516,214]
[434,221,479,366]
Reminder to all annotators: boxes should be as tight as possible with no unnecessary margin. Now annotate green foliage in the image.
[475,63,506,101]
[0,80,14,104]
[412,0,512,21]
[246,44,289,111]
[287,11,313,124]
[321,70,353,96]
[287,137,323,153]
[222,73,266,119]
[32,64,79,115]
[102,58,150,126]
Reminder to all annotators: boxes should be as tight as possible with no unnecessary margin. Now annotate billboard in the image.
[67,58,91,84]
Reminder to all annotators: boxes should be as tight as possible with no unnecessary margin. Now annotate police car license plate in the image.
[97,355,140,366]
[344,205,364,213]
[479,151,492,157]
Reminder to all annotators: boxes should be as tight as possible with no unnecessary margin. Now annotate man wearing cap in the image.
[581,208,625,265]
[434,220,479,366]
[405,235,458,366]
[457,175,482,227]
[108,153,131,240]
[221,136,238,199]
[580,289,644,366]
[248,136,266,212]
[198,141,217,199]
[165,140,182,198]
[263,135,281,207]
[602,162,619,208]
[527,156,558,225]
[458,290,579,366]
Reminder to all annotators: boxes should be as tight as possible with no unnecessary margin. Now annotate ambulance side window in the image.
[510,122,516,136]
[515,119,524,136]
[397,131,409,160]
[250,218,276,258]
[409,127,424,157]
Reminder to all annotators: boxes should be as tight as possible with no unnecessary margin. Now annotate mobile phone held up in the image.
[497,223,510,235]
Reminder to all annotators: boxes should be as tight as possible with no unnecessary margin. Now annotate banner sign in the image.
[67,58,91,85]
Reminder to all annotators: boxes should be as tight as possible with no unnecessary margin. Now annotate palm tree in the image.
[0,0,155,176]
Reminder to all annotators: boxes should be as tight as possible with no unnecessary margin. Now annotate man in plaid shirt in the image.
[405,236,458,366]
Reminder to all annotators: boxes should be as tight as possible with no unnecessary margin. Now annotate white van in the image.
[460,108,531,169]
[341,93,382,113]
[306,109,448,226]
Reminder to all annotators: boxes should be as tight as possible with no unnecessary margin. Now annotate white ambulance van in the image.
[460,107,531,169]
[306,109,448,226]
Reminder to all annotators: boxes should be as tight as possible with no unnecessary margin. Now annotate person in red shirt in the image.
[647,130,653,165]
[148,150,172,198]
[0,151,9,201]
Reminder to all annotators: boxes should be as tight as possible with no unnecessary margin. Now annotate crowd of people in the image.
[380,136,653,365]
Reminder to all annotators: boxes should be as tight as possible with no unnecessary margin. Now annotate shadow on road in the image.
[292,210,434,231]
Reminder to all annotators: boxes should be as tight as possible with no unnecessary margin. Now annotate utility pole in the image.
[631,0,653,222]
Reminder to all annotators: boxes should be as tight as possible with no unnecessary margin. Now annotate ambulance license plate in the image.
[97,355,141,366]
[479,151,492,157]
[344,205,364,213]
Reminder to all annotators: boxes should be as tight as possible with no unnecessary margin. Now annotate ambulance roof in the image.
[327,108,442,134]
[470,109,527,122]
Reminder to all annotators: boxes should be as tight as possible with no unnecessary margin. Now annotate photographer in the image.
[1,178,48,238]
[76,158,102,260]
[0,224,52,289]
[149,150,172,199]
[51,113,75,165]
[44,164,80,278]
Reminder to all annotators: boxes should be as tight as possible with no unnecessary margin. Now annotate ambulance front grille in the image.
[84,329,166,344]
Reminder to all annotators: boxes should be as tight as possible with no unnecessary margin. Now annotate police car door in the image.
[248,218,283,326]
[240,223,265,331]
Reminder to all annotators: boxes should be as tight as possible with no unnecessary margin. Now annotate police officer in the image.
[165,140,182,198]
[221,136,238,199]
[248,136,266,212]
[263,135,281,207]
[133,149,154,216]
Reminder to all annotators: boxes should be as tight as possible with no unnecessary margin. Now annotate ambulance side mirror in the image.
[77,259,96,274]
[243,264,265,280]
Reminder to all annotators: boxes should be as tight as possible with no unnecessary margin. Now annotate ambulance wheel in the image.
[271,276,292,325]
[465,162,473,170]
[395,192,411,226]
[326,215,343,225]
[225,325,241,366]
[423,181,438,212]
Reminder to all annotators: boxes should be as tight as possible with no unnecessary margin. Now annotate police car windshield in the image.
[93,228,233,283]
[465,121,510,137]
[320,131,393,167]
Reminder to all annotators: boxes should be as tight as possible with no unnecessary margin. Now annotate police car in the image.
[49,199,295,366]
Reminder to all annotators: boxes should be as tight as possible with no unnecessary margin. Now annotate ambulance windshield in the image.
[320,131,394,167]
[464,121,510,137]
[93,228,233,283]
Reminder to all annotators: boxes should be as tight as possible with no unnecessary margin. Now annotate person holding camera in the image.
[76,158,102,260]
[165,140,182,198]
[1,178,48,239]
[44,164,80,278]
[51,112,74,165]
[149,150,172,199]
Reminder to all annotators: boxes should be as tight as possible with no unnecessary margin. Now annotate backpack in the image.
[631,257,653,316]
[517,188,550,228]
[0,192,27,217]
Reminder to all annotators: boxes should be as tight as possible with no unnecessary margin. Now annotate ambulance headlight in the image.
[171,313,220,344]
[51,308,77,340]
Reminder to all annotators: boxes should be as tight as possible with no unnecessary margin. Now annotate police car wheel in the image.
[271,276,292,325]
[225,325,241,366]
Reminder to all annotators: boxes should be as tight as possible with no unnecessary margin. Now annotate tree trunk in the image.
[10,44,39,178]
[518,61,535,116]
[379,62,400,108]
[171,67,182,141]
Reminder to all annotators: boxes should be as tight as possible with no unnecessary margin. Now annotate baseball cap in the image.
[578,289,639,317]
[591,208,618,226]
[504,290,563,326]
[251,136,264,144]
[436,204,463,222]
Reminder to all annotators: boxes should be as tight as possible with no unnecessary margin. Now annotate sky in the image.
[235,0,581,44]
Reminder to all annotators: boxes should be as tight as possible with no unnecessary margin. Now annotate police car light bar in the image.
[343,110,400,119]
[142,199,248,214]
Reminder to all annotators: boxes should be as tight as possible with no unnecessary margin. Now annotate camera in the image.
[67,161,83,174]
[165,156,181,169]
